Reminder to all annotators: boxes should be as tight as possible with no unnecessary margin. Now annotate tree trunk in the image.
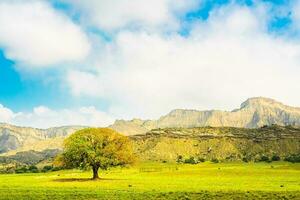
[92,166,99,180]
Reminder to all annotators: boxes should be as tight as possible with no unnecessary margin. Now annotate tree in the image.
[28,165,39,173]
[60,128,135,180]
[259,155,270,162]
[271,155,280,161]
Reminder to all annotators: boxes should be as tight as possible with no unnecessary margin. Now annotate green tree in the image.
[60,128,135,180]
[271,155,280,161]
[28,165,39,173]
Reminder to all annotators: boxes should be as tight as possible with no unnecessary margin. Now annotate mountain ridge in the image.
[110,97,300,135]
[0,124,85,154]
[1,97,300,154]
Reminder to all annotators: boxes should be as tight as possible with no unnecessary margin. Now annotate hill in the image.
[0,97,300,163]
[1,125,299,166]
[0,123,84,154]
[131,125,300,162]
[110,97,300,135]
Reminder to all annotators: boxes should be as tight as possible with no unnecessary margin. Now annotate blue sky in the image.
[0,0,300,128]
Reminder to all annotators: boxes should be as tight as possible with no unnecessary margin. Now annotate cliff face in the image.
[2,125,300,165]
[1,97,300,155]
[110,97,300,135]
[131,125,300,162]
[0,124,84,154]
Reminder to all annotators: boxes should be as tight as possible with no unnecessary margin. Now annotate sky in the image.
[0,0,300,128]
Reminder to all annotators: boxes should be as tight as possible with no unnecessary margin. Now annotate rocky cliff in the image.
[1,97,300,155]
[0,124,84,154]
[110,97,300,135]
[131,125,300,162]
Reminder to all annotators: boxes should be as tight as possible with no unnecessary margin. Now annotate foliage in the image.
[176,155,183,163]
[51,166,62,171]
[259,155,271,163]
[15,166,28,174]
[177,156,205,164]
[60,128,135,179]
[271,155,281,161]
[284,154,300,163]
[42,165,53,173]
[28,165,39,173]
[133,125,300,162]
[14,165,40,173]
[184,156,197,164]
[211,158,219,163]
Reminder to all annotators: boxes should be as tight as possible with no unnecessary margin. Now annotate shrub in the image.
[211,158,219,163]
[242,157,249,163]
[176,155,184,163]
[42,165,53,172]
[271,155,280,161]
[15,166,28,174]
[184,157,197,164]
[51,166,62,171]
[198,158,205,163]
[28,165,39,173]
[259,155,271,162]
[284,154,300,163]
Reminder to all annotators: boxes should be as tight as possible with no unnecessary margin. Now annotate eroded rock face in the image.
[1,97,300,155]
[130,126,300,162]
[110,97,300,135]
[0,129,20,153]
[0,124,85,154]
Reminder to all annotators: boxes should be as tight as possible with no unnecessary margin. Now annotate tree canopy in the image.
[60,128,135,179]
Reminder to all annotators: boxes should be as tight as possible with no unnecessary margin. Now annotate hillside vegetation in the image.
[0,125,299,169]
[1,97,300,155]
[131,125,300,162]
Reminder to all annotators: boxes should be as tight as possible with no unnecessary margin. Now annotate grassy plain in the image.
[0,162,299,200]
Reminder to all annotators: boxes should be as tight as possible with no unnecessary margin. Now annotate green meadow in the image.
[0,162,299,200]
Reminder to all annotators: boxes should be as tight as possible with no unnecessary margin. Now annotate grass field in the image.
[0,162,299,199]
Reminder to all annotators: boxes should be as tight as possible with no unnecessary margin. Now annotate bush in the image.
[15,166,28,174]
[271,155,280,161]
[28,165,39,173]
[176,155,184,163]
[198,158,205,163]
[284,154,300,163]
[42,165,53,172]
[259,155,271,162]
[242,157,249,163]
[51,166,62,171]
[184,157,197,164]
[211,158,219,163]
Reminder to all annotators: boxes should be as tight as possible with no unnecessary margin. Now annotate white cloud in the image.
[67,70,104,97]
[2,1,300,126]
[0,104,113,129]
[65,0,199,31]
[66,4,300,119]
[0,0,90,67]
[0,104,15,123]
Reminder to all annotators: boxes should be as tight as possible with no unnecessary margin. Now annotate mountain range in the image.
[1,97,300,155]
[110,97,300,135]
[0,124,84,154]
